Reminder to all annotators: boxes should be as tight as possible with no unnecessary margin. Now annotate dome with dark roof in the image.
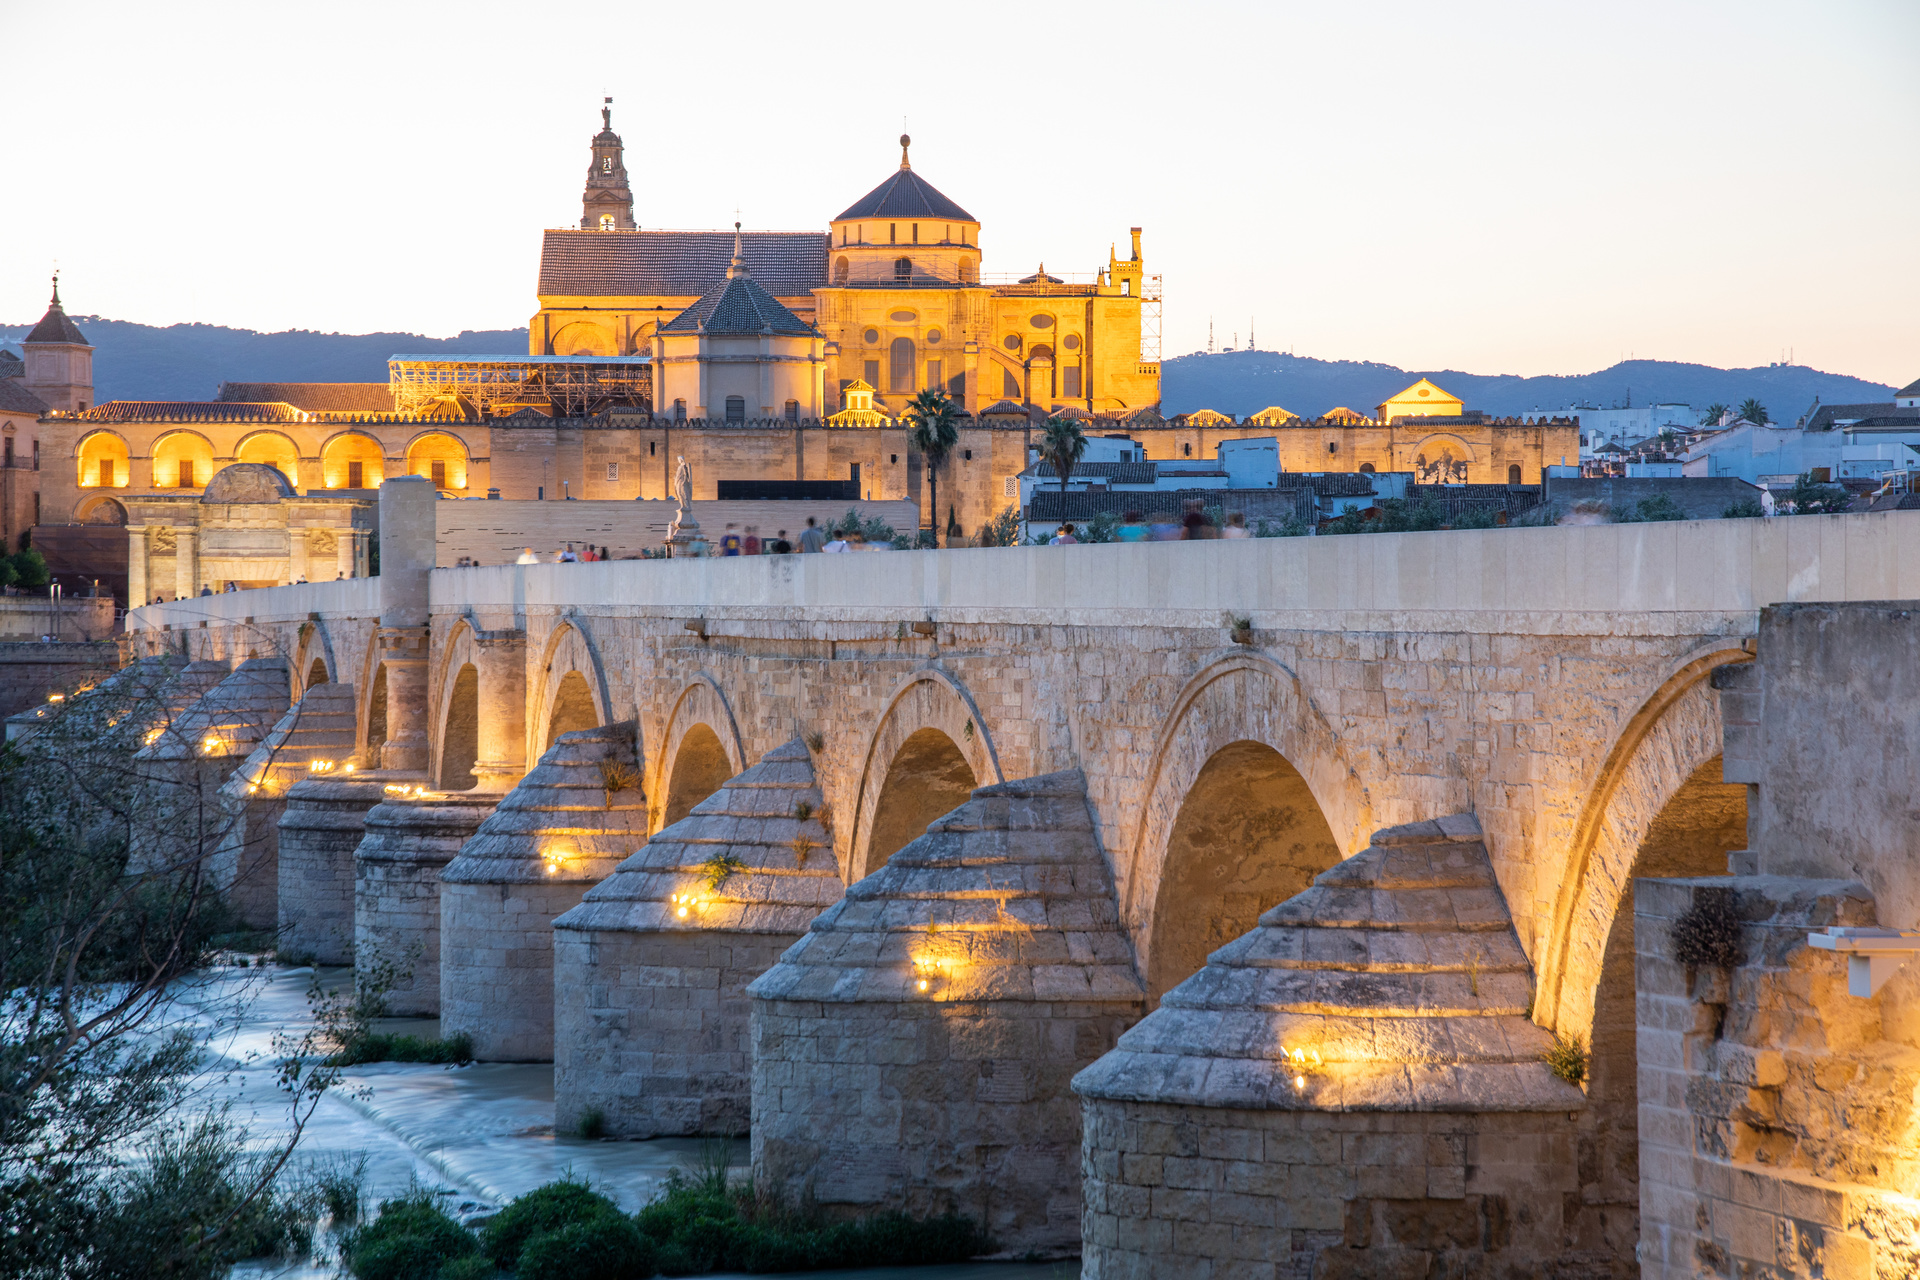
[660,229,816,337]
[832,136,975,223]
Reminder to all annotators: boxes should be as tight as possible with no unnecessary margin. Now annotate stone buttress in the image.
[552,737,841,1138]
[277,771,392,965]
[439,722,645,1061]
[353,786,499,1016]
[213,682,358,931]
[747,768,1145,1255]
[129,655,289,905]
[1072,815,1592,1280]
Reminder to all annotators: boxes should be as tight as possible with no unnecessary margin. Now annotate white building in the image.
[1551,404,1696,461]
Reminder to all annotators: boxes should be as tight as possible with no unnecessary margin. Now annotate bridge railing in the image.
[128,577,383,634]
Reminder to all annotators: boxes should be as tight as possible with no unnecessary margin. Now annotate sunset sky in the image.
[7,0,1915,385]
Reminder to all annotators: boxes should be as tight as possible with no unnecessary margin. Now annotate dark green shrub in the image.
[517,1215,655,1280]
[10,548,49,590]
[1723,497,1766,519]
[330,1031,474,1066]
[1618,492,1687,522]
[438,1258,498,1280]
[1543,1031,1589,1086]
[343,1193,478,1280]
[482,1178,626,1271]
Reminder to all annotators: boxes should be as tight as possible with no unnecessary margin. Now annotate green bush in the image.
[343,1193,479,1280]
[330,1030,474,1066]
[438,1258,499,1280]
[482,1178,627,1271]
[1449,505,1502,530]
[1617,493,1687,522]
[517,1215,655,1280]
[10,548,49,591]
[1723,497,1766,519]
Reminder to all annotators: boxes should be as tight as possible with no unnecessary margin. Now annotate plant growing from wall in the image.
[699,853,746,892]
[789,835,818,867]
[1672,889,1744,969]
[597,758,640,808]
[1543,1031,1588,1086]
[792,800,814,822]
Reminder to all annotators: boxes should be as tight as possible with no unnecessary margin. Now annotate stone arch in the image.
[76,494,127,525]
[431,620,481,791]
[234,429,301,487]
[532,619,613,760]
[351,627,387,765]
[549,320,615,357]
[1145,740,1343,1004]
[1535,640,1753,1035]
[546,672,598,747]
[151,429,216,489]
[319,430,387,489]
[652,676,746,834]
[1121,654,1371,983]
[847,669,1003,882]
[291,620,337,701]
[76,429,131,489]
[404,430,470,491]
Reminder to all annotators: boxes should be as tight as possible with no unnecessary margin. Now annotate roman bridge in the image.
[124,480,1918,1050]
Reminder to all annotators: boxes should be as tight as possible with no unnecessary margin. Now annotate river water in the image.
[174,964,1075,1280]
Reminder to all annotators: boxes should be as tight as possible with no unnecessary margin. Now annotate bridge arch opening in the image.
[306,658,329,688]
[663,723,732,828]
[1581,751,1746,1254]
[1146,739,1340,1004]
[366,665,389,768]
[545,670,599,750]
[865,727,976,876]
[439,662,479,791]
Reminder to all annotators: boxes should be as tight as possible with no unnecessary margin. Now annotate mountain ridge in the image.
[1,318,1899,423]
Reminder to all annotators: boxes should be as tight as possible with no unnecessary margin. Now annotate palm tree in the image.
[904,389,961,546]
[1700,403,1731,428]
[1040,416,1088,500]
[1738,397,1770,425]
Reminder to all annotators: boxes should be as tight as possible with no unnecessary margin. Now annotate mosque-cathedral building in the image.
[20,104,1576,592]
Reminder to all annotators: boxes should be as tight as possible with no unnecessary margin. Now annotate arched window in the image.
[599,214,615,231]
[894,257,912,282]
[1508,464,1523,485]
[320,433,384,490]
[236,432,300,487]
[1183,443,1192,458]
[785,400,799,422]
[1359,462,1376,474]
[725,395,746,423]
[673,399,687,422]
[835,256,850,285]
[889,337,915,393]
[407,431,469,490]
[77,432,129,489]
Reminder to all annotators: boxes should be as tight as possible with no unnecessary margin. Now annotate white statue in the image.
[673,455,693,514]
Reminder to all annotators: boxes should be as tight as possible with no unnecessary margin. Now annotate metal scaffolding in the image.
[387,355,652,418]
[1139,274,1163,366]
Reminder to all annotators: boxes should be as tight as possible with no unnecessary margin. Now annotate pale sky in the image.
[6,0,1916,385]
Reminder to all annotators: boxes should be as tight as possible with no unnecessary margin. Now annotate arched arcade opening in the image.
[1145,740,1341,1003]
[439,662,479,791]
[864,727,977,874]
[545,670,599,750]
[662,723,732,829]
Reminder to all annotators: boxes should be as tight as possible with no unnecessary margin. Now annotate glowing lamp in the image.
[47,692,64,703]
[202,735,222,754]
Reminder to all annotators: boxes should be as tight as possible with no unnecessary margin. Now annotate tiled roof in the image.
[1805,402,1900,431]
[1898,377,1920,398]
[538,229,828,298]
[1307,473,1381,497]
[833,167,975,222]
[1018,460,1158,485]
[79,401,307,424]
[1838,414,1920,431]
[25,302,88,346]
[659,273,814,336]
[216,382,393,412]
[0,379,48,415]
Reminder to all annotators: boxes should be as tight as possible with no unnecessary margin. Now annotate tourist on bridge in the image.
[799,518,826,553]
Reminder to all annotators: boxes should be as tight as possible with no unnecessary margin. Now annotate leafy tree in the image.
[1737,398,1770,426]
[1785,472,1850,515]
[1722,497,1766,519]
[1038,417,1087,498]
[1617,492,1688,522]
[1700,403,1731,428]
[977,505,1022,548]
[903,390,961,547]
[11,548,49,591]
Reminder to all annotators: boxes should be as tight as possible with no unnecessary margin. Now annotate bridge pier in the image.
[1073,816,1596,1278]
[553,737,842,1138]
[353,788,499,1015]
[748,769,1145,1254]
[440,722,646,1061]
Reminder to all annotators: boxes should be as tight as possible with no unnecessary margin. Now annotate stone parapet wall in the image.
[440,880,588,1061]
[1078,1099,1580,1280]
[1634,875,1919,1280]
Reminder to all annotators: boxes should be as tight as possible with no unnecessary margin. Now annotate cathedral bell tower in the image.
[581,97,636,231]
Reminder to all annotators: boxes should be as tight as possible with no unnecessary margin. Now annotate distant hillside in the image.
[0,319,531,404]
[1163,351,1898,423]
[3,317,1898,425]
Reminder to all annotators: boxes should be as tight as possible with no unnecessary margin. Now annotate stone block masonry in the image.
[1633,875,1917,1280]
[277,775,396,964]
[353,790,498,1016]
[440,723,645,1061]
[553,738,841,1137]
[749,770,1144,1254]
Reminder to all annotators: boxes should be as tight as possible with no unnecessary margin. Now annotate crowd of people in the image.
[1046,504,1257,545]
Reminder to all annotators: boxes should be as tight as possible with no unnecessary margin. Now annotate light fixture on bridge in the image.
[669,891,702,919]
[1282,1044,1321,1091]
[1808,926,1920,996]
